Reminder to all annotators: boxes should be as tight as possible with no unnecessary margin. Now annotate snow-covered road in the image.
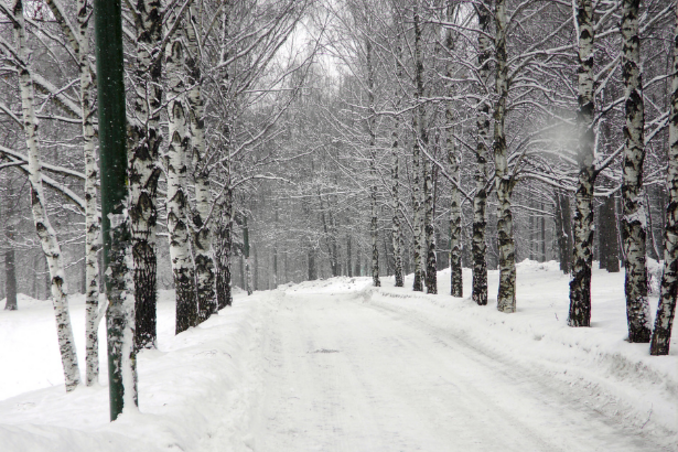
[249,291,658,452]
[2,264,675,451]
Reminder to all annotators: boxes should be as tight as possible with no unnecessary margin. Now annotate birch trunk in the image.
[215,0,233,309]
[13,0,81,391]
[365,38,380,288]
[4,242,17,311]
[448,126,462,297]
[42,0,100,387]
[78,0,101,385]
[244,216,253,295]
[215,186,233,309]
[129,0,163,349]
[620,0,652,343]
[411,4,424,292]
[472,0,491,306]
[599,193,620,272]
[569,0,597,327]
[650,4,678,355]
[423,148,437,294]
[392,35,404,288]
[555,190,573,273]
[446,4,461,298]
[392,153,404,287]
[166,35,197,334]
[185,4,216,323]
[494,0,516,313]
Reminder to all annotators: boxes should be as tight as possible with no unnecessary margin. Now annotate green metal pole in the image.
[93,0,136,421]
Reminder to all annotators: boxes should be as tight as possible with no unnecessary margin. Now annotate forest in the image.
[0,0,677,423]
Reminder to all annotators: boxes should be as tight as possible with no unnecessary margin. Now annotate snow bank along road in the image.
[239,285,673,452]
[1,266,675,451]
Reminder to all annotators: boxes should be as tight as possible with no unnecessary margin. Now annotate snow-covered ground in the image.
[0,261,676,451]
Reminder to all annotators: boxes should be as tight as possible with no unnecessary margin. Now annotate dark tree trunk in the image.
[598,194,620,272]
[555,190,573,274]
[308,246,317,281]
[4,248,17,310]
[347,235,353,277]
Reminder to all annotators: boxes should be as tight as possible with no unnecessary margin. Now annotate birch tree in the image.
[39,0,101,384]
[568,0,597,327]
[651,3,678,356]
[470,0,491,305]
[620,0,652,343]
[445,0,462,298]
[128,0,164,349]
[4,0,81,392]
[411,2,424,293]
[493,0,516,313]
[185,3,217,322]
[165,31,197,334]
[77,0,100,385]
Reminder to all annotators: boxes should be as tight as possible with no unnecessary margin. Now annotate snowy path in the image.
[249,291,657,452]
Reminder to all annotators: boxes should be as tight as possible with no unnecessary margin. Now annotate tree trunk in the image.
[392,154,404,287]
[411,4,425,293]
[166,33,197,334]
[569,0,597,327]
[4,247,17,311]
[472,0,491,305]
[494,0,516,313]
[215,186,233,308]
[126,0,163,350]
[599,194,620,272]
[650,2,678,355]
[215,3,233,309]
[243,216,253,294]
[555,190,573,273]
[77,0,101,384]
[347,235,353,277]
[446,0,462,298]
[13,0,81,391]
[365,38,381,288]
[620,0,652,343]
[185,4,216,324]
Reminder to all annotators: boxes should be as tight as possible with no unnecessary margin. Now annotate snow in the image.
[0,261,676,451]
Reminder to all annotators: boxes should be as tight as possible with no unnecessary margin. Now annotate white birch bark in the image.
[568,0,597,327]
[42,0,100,385]
[423,148,437,294]
[392,152,404,288]
[215,1,233,310]
[366,38,380,288]
[392,32,403,289]
[78,0,100,386]
[12,0,80,391]
[129,0,163,349]
[472,0,491,306]
[166,33,197,334]
[185,4,216,322]
[620,0,652,343]
[651,3,678,355]
[446,2,462,298]
[411,3,424,292]
[494,0,516,313]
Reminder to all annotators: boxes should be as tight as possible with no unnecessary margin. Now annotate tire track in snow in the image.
[248,290,668,452]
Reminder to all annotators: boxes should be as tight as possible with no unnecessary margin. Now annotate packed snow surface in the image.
[0,261,676,451]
